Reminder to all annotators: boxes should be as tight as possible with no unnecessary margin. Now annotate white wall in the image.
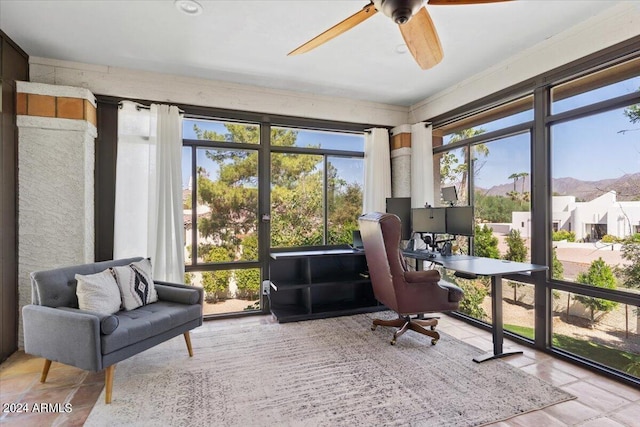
[29,58,409,127]
[409,2,640,122]
[17,83,97,347]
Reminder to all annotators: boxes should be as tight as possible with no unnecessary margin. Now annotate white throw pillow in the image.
[111,258,158,311]
[76,269,122,315]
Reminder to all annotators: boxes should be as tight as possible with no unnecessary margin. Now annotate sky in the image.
[443,75,640,189]
[181,120,364,189]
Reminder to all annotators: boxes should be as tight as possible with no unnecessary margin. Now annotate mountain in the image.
[478,173,640,202]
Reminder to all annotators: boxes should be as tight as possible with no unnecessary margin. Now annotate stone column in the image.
[390,125,411,198]
[16,82,97,347]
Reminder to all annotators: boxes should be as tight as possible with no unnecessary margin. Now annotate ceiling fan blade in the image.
[288,3,378,56]
[427,0,512,5]
[399,7,443,70]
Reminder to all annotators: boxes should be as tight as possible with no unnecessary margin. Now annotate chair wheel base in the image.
[431,339,438,345]
[390,339,396,345]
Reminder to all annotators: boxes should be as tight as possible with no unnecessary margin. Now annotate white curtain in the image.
[114,101,185,283]
[363,128,391,213]
[411,122,435,208]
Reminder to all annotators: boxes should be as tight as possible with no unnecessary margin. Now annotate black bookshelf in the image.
[267,246,384,322]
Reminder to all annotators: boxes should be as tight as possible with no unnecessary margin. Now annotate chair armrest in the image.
[155,281,203,305]
[22,305,102,371]
[404,269,441,284]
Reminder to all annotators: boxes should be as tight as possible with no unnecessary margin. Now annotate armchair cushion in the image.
[111,258,158,310]
[75,269,122,315]
[101,301,202,354]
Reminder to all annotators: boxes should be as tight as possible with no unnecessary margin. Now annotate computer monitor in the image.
[386,197,411,240]
[446,206,474,236]
[442,186,458,205]
[411,207,447,234]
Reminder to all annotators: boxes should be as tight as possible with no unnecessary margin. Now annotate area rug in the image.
[85,313,574,427]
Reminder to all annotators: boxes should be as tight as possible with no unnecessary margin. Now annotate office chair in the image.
[358,212,463,345]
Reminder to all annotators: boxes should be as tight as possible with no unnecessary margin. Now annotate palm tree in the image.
[518,172,529,195]
[508,173,519,193]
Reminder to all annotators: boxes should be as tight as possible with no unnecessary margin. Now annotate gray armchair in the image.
[358,212,463,345]
[22,257,203,403]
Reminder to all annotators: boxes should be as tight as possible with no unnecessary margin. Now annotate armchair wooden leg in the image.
[371,317,406,331]
[183,331,193,357]
[40,359,52,383]
[105,365,116,404]
[409,321,440,344]
[391,321,411,345]
[414,318,438,330]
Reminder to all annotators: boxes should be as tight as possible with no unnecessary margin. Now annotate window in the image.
[271,126,364,248]
[437,95,533,145]
[551,56,640,114]
[432,44,640,383]
[434,109,533,333]
[182,118,365,316]
[551,103,640,297]
[183,119,261,316]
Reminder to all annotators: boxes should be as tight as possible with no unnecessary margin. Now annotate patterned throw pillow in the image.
[76,269,122,315]
[111,258,158,311]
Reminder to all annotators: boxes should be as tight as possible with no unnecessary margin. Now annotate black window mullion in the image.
[191,145,198,266]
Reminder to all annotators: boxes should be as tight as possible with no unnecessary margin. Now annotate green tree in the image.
[623,102,640,124]
[457,279,488,320]
[574,258,618,324]
[505,229,527,262]
[440,128,488,203]
[200,246,232,302]
[441,270,488,320]
[552,247,564,280]
[474,224,500,259]
[235,235,261,300]
[191,123,364,302]
[504,229,527,302]
[618,233,640,290]
[474,191,529,223]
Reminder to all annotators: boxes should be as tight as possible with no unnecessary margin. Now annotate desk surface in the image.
[403,250,547,276]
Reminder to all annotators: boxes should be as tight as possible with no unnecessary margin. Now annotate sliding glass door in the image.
[183,119,263,316]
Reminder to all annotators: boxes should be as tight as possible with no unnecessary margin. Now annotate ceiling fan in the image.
[288,0,511,70]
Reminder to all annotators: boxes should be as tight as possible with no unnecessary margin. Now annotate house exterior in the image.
[512,191,640,240]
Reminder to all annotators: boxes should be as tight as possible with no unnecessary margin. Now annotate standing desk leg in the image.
[473,274,523,363]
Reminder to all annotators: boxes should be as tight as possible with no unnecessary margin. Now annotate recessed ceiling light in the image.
[395,44,408,54]
[175,0,203,16]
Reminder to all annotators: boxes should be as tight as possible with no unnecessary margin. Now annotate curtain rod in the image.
[118,100,184,113]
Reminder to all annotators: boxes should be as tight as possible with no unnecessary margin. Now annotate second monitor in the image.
[445,206,474,236]
[411,206,474,236]
[411,207,447,234]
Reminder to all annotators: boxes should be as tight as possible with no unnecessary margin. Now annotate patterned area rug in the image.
[85,313,574,426]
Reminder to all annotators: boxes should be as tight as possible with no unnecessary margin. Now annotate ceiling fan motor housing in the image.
[372,0,423,24]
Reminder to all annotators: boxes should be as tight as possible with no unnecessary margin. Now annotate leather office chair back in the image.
[358,212,402,311]
[358,212,464,344]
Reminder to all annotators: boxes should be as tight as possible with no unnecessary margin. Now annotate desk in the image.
[403,251,547,363]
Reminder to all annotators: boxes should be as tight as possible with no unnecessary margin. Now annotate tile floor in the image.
[1,314,639,426]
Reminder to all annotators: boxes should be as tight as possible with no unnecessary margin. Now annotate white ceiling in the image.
[0,0,626,107]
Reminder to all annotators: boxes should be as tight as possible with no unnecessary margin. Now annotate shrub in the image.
[552,229,575,242]
[474,224,500,259]
[457,279,488,321]
[600,234,619,243]
[574,258,618,324]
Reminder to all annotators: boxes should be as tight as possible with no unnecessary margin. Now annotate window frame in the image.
[428,34,640,387]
